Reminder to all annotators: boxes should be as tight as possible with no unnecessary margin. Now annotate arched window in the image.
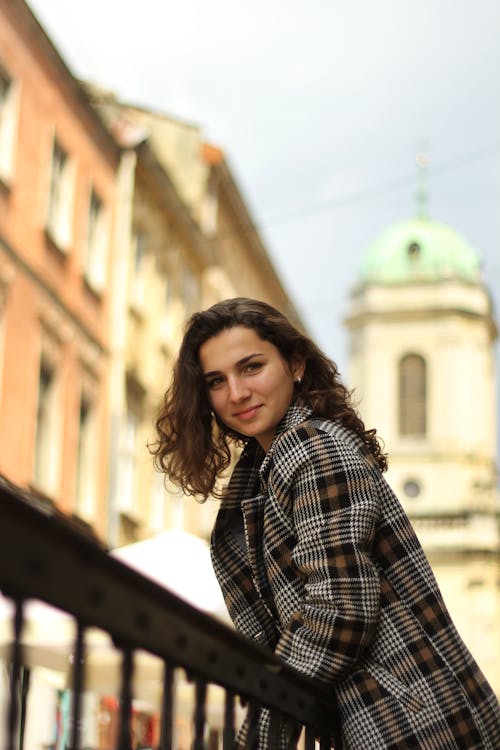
[398,353,426,437]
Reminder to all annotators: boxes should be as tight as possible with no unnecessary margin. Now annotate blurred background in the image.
[28,0,500,380]
[0,0,498,747]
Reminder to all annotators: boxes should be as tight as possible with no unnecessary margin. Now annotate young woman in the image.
[152,297,500,749]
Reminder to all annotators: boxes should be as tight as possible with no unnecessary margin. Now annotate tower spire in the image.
[415,150,429,219]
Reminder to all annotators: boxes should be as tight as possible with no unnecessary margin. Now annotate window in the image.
[200,172,218,235]
[150,471,167,533]
[398,353,426,437]
[403,479,422,499]
[33,361,60,493]
[116,406,139,514]
[158,277,174,346]
[0,63,19,185]
[84,188,108,292]
[181,266,199,315]
[130,229,148,309]
[407,241,421,259]
[164,276,171,307]
[46,137,75,250]
[75,392,97,520]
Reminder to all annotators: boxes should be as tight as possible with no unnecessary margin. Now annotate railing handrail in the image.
[0,475,332,734]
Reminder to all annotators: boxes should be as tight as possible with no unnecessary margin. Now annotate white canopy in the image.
[111,528,229,621]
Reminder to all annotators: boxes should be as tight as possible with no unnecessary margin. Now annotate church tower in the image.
[345,212,499,694]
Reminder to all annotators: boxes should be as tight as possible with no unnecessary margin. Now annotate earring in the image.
[295,377,302,384]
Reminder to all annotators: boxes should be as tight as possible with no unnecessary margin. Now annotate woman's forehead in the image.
[199,326,273,371]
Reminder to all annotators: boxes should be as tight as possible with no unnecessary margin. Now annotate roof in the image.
[359,217,481,286]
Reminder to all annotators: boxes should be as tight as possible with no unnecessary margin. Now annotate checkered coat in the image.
[210,405,500,749]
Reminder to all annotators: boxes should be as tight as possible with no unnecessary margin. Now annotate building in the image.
[0,0,121,539]
[83,87,303,546]
[0,1,306,745]
[0,0,302,547]
[345,212,500,693]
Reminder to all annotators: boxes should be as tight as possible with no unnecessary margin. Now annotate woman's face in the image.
[199,325,304,451]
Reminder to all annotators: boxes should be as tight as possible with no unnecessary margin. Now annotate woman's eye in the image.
[244,361,262,373]
[206,377,223,389]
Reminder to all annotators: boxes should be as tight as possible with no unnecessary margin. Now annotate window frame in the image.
[398,352,427,437]
[75,388,98,521]
[33,357,61,494]
[0,61,20,188]
[83,184,108,293]
[45,134,76,252]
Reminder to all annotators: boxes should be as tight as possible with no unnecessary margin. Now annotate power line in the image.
[258,141,500,230]
[206,141,500,255]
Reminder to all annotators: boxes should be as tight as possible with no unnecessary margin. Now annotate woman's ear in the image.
[291,358,305,382]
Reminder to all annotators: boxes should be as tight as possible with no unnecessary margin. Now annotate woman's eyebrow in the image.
[203,352,264,378]
[237,352,263,366]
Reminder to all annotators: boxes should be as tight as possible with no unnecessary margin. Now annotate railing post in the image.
[193,678,207,750]
[69,621,85,750]
[267,709,282,749]
[117,647,134,750]
[18,667,30,750]
[159,663,174,750]
[222,691,234,749]
[5,599,24,750]
[244,700,260,749]
[304,725,316,750]
[320,732,332,749]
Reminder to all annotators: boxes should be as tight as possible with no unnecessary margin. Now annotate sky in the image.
[28,0,500,383]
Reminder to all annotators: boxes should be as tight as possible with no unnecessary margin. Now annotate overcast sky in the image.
[28,0,500,382]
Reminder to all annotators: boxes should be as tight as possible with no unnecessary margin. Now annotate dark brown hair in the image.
[151,297,387,499]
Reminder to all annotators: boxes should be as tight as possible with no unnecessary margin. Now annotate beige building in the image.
[0,0,304,549]
[0,13,305,744]
[83,86,303,546]
[345,214,500,694]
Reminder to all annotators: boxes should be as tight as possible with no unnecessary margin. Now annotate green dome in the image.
[359,217,481,285]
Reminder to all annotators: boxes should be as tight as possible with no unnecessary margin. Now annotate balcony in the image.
[0,476,333,749]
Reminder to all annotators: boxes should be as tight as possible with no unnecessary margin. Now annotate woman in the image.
[152,297,500,749]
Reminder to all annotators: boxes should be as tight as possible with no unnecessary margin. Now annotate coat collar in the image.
[258,402,312,480]
[215,402,311,511]
[268,401,313,442]
[223,402,313,506]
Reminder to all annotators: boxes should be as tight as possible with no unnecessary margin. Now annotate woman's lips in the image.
[234,405,261,421]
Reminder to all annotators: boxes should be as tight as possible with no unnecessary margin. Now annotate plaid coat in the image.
[210,405,500,749]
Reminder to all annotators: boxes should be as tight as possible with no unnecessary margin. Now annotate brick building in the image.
[0,3,305,744]
[0,0,303,548]
[0,0,120,538]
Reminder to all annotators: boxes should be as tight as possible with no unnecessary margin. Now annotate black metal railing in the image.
[0,476,334,749]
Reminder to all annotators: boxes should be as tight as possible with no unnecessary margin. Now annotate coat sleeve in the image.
[271,425,381,687]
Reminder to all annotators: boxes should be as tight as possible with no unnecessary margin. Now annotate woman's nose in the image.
[227,377,250,402]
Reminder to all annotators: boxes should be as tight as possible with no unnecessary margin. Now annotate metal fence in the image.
[0,476,334,749]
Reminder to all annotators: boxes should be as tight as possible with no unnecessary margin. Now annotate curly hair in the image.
[150,297,387,500]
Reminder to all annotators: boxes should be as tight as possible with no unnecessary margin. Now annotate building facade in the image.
[0,0,121,539]
[84,87,303,546]
[0,1,302,547]
[0,1,305,746]
[345,214,500,693]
